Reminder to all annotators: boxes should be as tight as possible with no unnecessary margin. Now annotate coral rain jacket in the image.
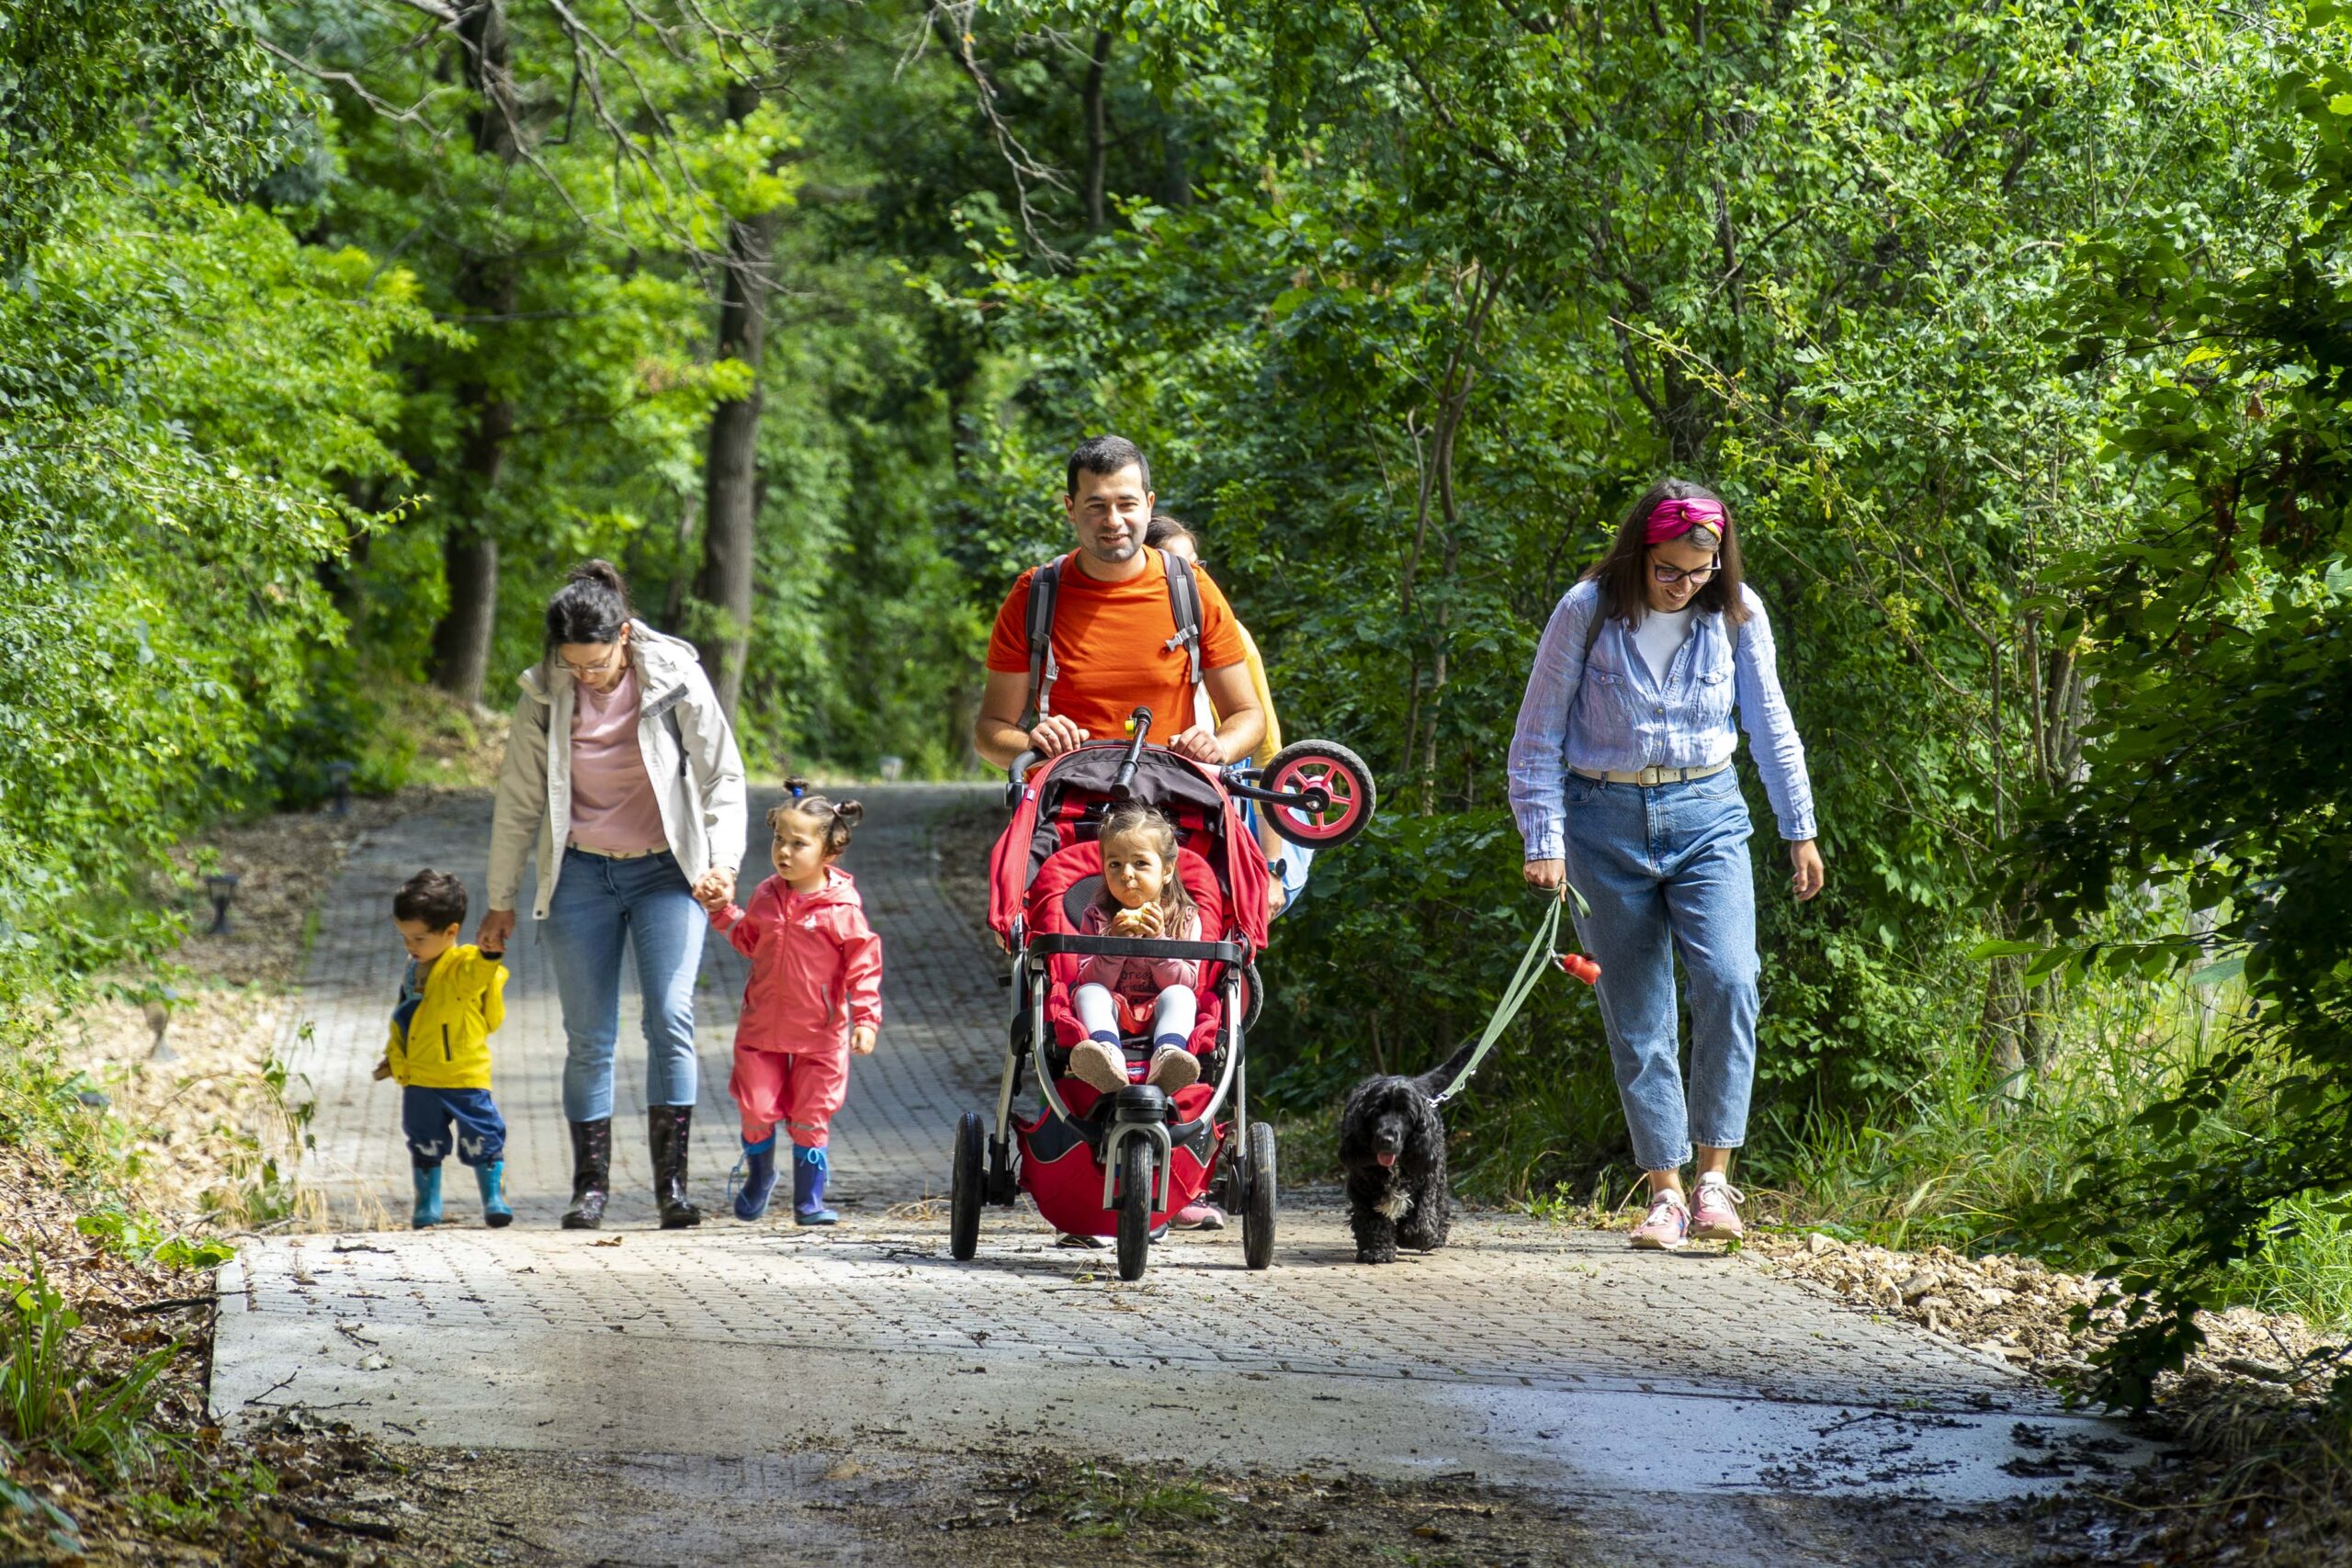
[711,869,883,1055]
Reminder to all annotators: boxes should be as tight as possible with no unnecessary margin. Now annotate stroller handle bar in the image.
[1003,705,1156,808]
[1028,933,1247,964]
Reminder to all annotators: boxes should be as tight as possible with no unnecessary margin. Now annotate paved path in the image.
[221,785,2146,1556]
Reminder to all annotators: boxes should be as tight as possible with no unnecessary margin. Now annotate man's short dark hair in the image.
[394,869,468,930]
[1065,434,1150,499]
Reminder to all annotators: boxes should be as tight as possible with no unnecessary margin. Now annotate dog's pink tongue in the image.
[1376,1152,1397,1168]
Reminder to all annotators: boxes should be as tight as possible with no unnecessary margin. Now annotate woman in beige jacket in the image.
[480,561,747,1230]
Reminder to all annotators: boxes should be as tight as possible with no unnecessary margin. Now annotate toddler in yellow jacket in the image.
[376,869,511,1228]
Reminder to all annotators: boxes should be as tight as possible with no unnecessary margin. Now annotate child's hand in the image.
[691,871,730,912]
[850,1025,876,1056]
[371,1056,392,1082]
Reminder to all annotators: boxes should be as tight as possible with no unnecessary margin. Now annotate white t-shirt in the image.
[1632,605,1698,683]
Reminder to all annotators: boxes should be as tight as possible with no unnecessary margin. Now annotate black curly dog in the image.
[1336,1038,1479,1264]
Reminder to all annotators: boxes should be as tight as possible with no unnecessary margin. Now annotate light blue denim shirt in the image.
[1507,581,1817,858]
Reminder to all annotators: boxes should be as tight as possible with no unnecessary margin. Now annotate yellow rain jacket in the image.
[385,945,507,1091]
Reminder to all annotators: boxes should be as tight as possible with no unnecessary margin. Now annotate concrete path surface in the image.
[219,785,2147,1560]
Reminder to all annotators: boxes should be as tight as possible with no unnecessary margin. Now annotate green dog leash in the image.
[1429,882,1592,1107]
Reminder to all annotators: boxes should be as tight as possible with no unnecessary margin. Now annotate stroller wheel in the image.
[950,1112,984,1261]
[1241,1122,1277,1270]
[1262,739,1377,849]
[1114,1138,1153,1282]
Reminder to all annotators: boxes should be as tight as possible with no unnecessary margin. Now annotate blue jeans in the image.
[543,848,707,1121]
[1562,768,1759,1173]
[402,1087,506,1168]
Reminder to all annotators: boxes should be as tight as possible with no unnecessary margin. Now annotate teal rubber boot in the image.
[732,1135,779,1221]
[411,1163,444,1228]
[792,1145,838,1226]
[475,1160,513,1228]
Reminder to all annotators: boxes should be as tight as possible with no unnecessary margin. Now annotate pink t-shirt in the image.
[568,666,667,854]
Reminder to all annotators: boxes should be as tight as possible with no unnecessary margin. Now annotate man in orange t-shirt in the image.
[974,435,1264,771]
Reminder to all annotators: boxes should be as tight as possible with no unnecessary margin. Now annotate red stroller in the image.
[948,708,1374,1280]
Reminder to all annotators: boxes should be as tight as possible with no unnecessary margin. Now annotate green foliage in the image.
[0,1256,181,1481]
[0,0,292,264]
[2004,17,2352,1410]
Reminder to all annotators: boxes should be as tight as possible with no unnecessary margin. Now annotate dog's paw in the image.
[1355,1246,1399,1265]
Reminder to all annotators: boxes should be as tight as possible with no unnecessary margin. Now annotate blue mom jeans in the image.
[542,848,707,1122]
[1561,768,1759,1174]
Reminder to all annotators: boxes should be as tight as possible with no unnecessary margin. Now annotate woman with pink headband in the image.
[1506,479,1825,1251]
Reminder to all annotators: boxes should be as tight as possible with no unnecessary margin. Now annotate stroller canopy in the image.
[987,744,1272,953]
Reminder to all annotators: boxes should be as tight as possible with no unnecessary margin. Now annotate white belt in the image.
[567,840,666,861]
[1570,761,1730,788]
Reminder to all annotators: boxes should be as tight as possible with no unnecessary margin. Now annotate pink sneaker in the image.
[1629,1190,1690,1250]
[1690,1173,1746,1242]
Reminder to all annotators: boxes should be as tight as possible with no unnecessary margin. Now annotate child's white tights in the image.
[1073,983,1196,1048]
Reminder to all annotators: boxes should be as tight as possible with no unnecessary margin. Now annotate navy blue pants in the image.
[402,1087,507,1168]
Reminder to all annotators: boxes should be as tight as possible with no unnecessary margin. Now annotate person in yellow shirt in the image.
[1145,515,1313,919]
[377,869,512,1228]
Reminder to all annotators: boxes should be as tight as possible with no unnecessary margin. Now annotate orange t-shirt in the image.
[985,548,1249,748]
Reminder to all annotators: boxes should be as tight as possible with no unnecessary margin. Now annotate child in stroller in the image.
[1068,802,1204,1096]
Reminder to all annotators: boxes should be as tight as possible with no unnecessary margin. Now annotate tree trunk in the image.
[431,525,502,709]
[695,84,779,719]
[1081,28,1112,232]
[696,212,775,716]
[428,0,520,706]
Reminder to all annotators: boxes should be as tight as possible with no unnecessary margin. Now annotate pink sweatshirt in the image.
[711,869,883,1055]
[1073,900,1201,1001]
[567,665,667,853]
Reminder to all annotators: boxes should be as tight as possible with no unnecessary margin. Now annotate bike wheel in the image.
[1241,1122,1277,1270]
[949,1111,984,1261]
[1115,1137,1154,1282]
[1262,740,1377,849]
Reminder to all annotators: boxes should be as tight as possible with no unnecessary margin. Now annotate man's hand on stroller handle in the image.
[1028,714,1089,757]
[1170,723,1224,764]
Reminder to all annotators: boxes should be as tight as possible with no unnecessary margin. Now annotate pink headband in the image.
[1645,497,1727,544]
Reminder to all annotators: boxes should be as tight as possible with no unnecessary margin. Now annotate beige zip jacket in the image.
[487,622,748,920]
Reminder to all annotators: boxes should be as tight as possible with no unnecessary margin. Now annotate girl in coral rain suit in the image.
[695,783,882,1224]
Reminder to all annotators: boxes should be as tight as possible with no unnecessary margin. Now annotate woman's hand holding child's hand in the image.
[690,870,732,912]
[851,1025,876,1056]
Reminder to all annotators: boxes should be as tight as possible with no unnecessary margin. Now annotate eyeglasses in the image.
[1651,557,1721,587]
[558,641,626,679]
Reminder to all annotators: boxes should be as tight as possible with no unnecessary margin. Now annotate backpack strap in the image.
[1023,557,1065,723]
[1161,550,1204,690]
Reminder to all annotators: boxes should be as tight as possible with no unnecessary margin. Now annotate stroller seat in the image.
[1025,839,1230,1073]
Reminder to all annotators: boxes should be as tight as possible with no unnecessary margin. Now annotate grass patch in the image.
[1044,1462,1227,1539]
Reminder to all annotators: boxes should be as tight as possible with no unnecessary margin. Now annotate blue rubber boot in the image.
[475,1160,513,1228]
[733,1135,779,1221]
[792,1145,838,1226]
[411,1163,444,1228]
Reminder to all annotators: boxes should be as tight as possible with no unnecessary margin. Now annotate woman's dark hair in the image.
[545,559,634,648]
[1581,478,1749,630]
[768,778,864,857]
[393,868,469,931]
[1144,513,1196,552]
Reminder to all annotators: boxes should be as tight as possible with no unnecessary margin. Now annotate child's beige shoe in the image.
[1146,1044,1200,1092]
[1068,1038,1129,1093]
